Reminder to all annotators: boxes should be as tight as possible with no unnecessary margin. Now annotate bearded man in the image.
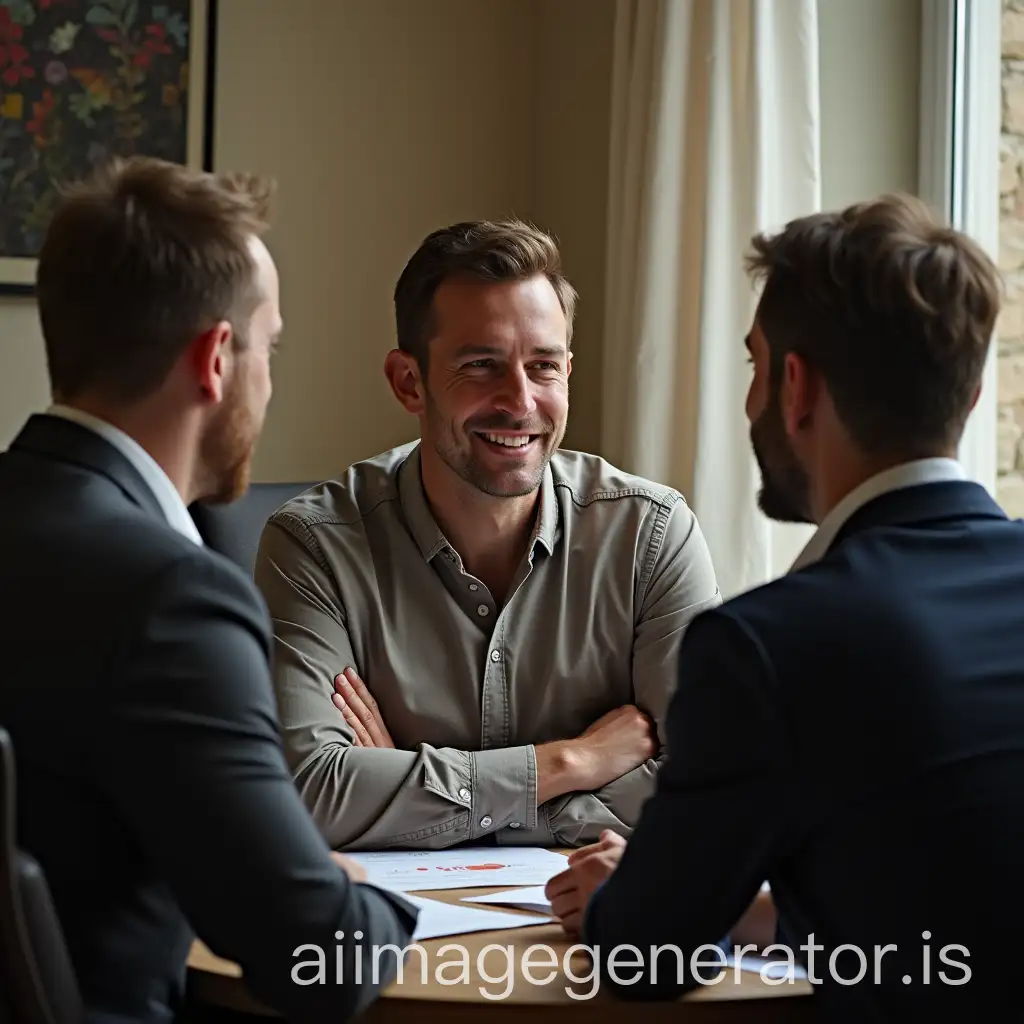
[0,156,416,1024]
[544,194,1024,1024]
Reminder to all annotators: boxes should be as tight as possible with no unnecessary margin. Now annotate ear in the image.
[188,321,234,405]
[566,349,573,378]
[384,349,426,415]
[969,380,982,412]
[779,350,817,438]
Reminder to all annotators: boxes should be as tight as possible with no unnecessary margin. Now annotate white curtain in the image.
[601,0,821,598]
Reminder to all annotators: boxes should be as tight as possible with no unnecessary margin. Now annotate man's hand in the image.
[330,851,367,883]
[332,667,395,748]
[535,704,657,803]
[545,829,627,937]
[575,704,658,788]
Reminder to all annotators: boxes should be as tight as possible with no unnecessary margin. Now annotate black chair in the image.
[0,727,83,1024]
[188,481,317,574]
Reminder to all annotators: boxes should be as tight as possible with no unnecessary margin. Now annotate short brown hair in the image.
[745,193,1001,457]
[37,155,275,404]
[393,219,578,367]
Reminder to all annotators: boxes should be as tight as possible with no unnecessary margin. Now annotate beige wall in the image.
[226,0,616,478]
[0,300,46,446]
[0,0,923,480]
[529,0,615,455]
[217,0,537,480]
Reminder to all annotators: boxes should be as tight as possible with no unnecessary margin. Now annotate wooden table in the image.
[187,882,816,1023]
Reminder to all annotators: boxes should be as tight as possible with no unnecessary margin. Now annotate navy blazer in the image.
[584,479,1024,1023]
[0,414,417,1024]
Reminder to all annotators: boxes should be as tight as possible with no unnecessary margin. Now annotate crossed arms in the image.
[254,506,720,851]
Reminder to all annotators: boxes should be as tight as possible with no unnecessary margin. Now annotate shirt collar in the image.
[398,442,558,561]
[789,457,966,572]
[533,465,558,555]
[45,404,204,546]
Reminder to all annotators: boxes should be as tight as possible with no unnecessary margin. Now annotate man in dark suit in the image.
[544,194,1024,1022]
[0,157,417,1023]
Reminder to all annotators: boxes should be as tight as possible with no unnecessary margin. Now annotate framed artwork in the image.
[0,0,217,295]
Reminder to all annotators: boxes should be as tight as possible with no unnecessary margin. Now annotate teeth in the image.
[483,433,532,447]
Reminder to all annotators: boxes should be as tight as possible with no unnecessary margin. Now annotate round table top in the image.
[187,883,815,1022]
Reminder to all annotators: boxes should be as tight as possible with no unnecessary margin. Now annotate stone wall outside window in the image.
[998,0,1024,516]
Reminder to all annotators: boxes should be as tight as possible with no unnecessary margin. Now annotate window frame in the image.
[918,0,1001,493]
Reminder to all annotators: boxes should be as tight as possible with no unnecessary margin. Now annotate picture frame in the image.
[0,0,217,296]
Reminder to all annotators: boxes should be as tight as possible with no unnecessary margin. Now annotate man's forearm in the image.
[300,721,628,849]
[535,740,591,804]
[490,755,660,848]
[296,741,540,850]
[543,758,659,844]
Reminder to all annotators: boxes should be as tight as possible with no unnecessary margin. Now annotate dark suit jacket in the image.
[583,480,1024,1023]
[0,414,417,1024]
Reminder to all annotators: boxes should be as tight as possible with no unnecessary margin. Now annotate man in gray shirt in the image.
[255,220,721,850]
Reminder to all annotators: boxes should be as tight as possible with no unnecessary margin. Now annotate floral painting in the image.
[0,0,212,292]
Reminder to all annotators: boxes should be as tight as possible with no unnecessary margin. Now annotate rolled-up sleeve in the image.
[255,516,538,849]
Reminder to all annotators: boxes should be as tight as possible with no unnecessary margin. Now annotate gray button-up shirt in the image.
[255,441,721,850]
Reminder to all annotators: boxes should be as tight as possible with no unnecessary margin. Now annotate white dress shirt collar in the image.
[46,404,204,546]
[789,457,966,572]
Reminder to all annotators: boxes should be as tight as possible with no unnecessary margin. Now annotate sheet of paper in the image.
[725,954,808,981]
[400,894,551,940]
[463,881,770,914]
[348,847,568,891]
[461,886,552,913]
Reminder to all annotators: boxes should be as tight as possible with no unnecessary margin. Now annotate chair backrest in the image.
[189,481,316,574]
[0,728,83,1024]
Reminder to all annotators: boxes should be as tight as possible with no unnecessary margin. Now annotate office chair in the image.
[0,727,83,1024]
[188,481,317,574]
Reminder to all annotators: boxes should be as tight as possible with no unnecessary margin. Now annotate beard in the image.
[424,389,560,499]
[197,379,262,505]
[750,390,813,524]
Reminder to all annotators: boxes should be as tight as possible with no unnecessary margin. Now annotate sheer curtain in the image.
[601,0,821,598]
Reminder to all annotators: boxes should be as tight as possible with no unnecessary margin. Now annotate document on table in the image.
[347,847,568,891]
[725,954,808,981]
[402,894,551,941]
[460,881,771,913]
[461,886,552,913]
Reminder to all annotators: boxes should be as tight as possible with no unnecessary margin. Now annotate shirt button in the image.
[480,816,492,828]
[477,604,489,616]
[469,583,479,592]
[509,821,521,829]
[489,649,501,662]
[458,788,470,801]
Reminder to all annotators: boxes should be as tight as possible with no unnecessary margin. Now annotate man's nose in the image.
[492,367,537,417]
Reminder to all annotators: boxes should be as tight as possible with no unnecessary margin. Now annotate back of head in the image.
[392,218,578,368]
[746,193,1001,457]
[37,156,275,406]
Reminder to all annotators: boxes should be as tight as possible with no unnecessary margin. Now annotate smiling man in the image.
[253,219,721,850]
